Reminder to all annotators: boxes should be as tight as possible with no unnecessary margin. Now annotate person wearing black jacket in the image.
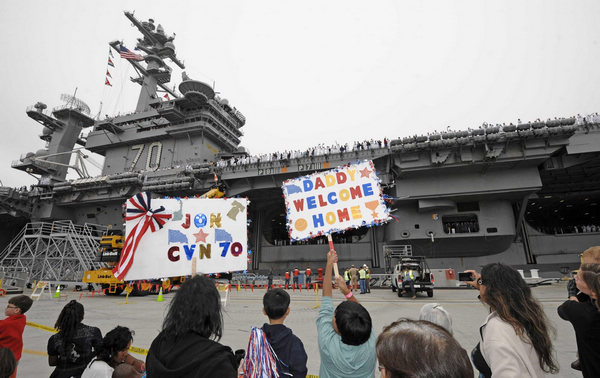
[267,268,274,291]
[560,246,600,372]
[558,262,600,378]
[262,289,308,377]
[48,300,102,378]
[146,275,239,378]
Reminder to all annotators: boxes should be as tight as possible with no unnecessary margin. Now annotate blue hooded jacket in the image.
[261,323,308,377]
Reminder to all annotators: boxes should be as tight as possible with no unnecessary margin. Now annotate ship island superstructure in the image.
[0,11,599,285]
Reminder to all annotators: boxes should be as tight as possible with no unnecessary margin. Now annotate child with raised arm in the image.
[316,250,376,378]
[261,289,308,377]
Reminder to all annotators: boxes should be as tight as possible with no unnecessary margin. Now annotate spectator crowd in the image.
[215,138,391,168]
[1,246,599,377]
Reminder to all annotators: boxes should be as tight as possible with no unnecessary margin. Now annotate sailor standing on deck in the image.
[293,268,299,289]
[285,271,291,289]
[349,265,359,292]
[267,268,274,291]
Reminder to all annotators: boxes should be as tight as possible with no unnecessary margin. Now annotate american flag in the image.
[119,45,144,61]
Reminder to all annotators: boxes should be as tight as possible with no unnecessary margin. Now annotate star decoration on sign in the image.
[360,167,372,178]
[193,229,210,243]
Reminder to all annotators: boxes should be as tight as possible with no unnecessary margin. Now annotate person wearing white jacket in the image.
[465,264,558,378]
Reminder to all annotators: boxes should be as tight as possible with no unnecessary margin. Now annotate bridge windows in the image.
[442,214,480,234]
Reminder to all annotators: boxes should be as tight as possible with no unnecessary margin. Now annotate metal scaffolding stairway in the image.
[0,221,108,283]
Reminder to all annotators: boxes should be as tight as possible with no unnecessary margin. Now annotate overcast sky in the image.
[1,0,599,187]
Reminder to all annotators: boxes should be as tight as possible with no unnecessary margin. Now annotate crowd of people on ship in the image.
[576,112,600,125]
[76,111,600,177]
[215,138,391,168]
[272,233,361,246]
[2,245,599,377]
[11,112,600,197]
[209,111,600,170]
[535,224,600,235]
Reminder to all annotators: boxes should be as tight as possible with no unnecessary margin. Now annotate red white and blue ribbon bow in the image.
[113,192,172,280]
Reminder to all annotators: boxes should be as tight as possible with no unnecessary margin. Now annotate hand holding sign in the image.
[327,234,340,277]
[327,249,338,264]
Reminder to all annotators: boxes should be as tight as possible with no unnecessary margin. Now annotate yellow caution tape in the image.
[26,321,149,355]
[129,346,148,355]
[26,321,58,333]
[23,349,48,357]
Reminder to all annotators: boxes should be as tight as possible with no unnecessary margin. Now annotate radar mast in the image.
[110,11,184,112]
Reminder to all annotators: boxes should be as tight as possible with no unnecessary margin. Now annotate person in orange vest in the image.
[284,271,291,289]
[305,267,312,286]
[293,268,299,289]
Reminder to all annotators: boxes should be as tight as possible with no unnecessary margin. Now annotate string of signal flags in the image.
[104,44,144,87]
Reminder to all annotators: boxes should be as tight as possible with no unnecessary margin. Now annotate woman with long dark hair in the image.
[146,275,238,377]
[467,263,558,377]
[81,326,143,378]
[558,262,600,377]
[47,300,102,378]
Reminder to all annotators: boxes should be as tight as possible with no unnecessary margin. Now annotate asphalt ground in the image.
[8,283,582,377]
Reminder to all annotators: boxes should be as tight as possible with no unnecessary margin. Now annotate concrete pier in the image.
[12,283,581,377]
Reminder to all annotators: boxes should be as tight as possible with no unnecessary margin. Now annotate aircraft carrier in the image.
[0,11,598,284]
